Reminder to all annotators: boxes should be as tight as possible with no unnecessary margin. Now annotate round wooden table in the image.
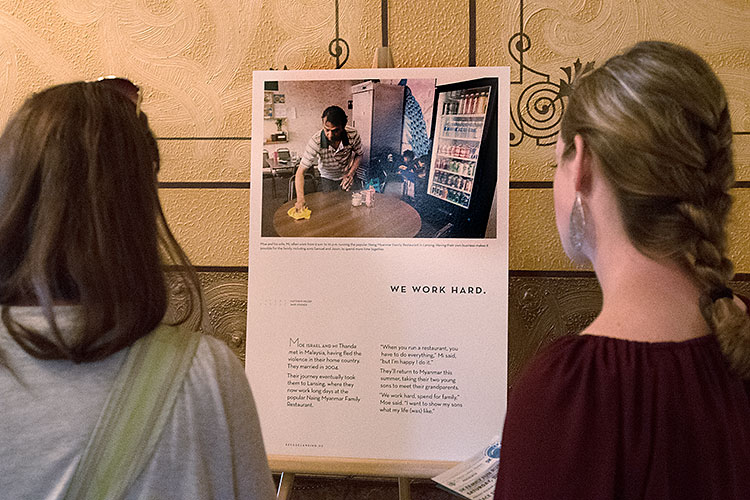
[273,190,422,237]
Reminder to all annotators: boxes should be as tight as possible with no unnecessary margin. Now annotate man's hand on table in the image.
[340,172,355,191]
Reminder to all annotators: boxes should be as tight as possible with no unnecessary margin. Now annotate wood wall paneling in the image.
[510,188,750,273]
[1,0,749,391]
[159,188,250,267]
[735,134,750,181]
[158,139,251,183]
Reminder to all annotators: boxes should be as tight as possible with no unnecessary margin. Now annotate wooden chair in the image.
[262,149,276,198]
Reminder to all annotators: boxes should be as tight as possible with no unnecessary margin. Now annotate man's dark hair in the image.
[403,150,415,161]
[321,106,348,128]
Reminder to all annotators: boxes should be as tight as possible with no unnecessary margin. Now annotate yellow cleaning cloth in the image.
[287,206,312,220]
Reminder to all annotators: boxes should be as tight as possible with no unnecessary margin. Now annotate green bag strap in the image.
[64,324,202,500]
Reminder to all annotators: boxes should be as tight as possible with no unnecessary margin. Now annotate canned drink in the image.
[352,191,363,206]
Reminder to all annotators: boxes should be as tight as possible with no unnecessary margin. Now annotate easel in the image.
[271,455,458,500]
[277,475,412,500]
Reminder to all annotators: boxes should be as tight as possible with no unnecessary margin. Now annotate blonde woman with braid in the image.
[494,41,750,499]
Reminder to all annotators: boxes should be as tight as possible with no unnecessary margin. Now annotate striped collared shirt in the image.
[299,126,363,180]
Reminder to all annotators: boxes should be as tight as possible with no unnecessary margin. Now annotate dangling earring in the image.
[569,191,587,255]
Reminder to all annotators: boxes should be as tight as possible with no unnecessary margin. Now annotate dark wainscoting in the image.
[190,272,750,383]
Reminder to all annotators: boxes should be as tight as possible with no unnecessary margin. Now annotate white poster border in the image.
[247,66,510,465]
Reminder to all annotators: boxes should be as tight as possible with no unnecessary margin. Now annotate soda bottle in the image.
[467,93,476,114]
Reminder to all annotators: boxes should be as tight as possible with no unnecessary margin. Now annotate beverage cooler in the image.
[424,77,498,238]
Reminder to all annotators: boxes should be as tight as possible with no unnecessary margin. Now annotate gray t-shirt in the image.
[0,306,275,500]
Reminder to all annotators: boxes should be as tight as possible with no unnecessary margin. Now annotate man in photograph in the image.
[294,105,363,212]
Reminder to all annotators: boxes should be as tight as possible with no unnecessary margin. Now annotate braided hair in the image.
[559,41,750,377]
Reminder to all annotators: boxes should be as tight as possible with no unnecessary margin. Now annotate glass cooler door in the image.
[427,85,492,209]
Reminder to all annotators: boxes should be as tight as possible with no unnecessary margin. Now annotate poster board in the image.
[247,67,510,478]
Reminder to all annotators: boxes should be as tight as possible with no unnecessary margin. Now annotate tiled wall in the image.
[1,1,749,383]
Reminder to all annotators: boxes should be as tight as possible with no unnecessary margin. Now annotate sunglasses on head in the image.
[88,76,142,116]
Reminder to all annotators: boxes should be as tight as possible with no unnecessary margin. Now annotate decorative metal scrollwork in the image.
[199,273,250,362]
[329,0,349,68]
[513,80,567,147]
[508,21,594,146]
[329,38,349,69]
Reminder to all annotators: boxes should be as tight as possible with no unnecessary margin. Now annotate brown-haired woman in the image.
[495,41,750,499]
[0,81,275,499]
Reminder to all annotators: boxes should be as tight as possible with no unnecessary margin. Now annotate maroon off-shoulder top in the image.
[494,332,750,499]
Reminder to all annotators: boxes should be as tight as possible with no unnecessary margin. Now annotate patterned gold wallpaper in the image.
[491,0,750,180]
[0,0,748,273]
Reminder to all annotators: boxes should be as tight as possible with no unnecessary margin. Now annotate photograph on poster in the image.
[259,72,499,239]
